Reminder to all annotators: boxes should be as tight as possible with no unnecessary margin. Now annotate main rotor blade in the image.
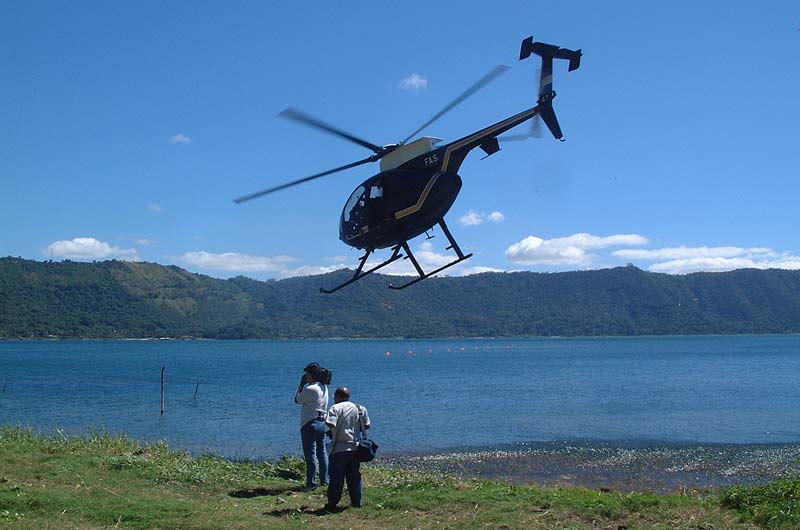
[279,107,384,154]
[233,156,374,204]
[401,64,510,145]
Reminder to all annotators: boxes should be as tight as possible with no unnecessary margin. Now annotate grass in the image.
[0,426,794,529]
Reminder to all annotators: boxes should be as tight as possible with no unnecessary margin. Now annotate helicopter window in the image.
[344,186,365,223]
[369,185,383,199]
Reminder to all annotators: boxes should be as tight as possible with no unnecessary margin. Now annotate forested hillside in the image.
[2,257,800,338]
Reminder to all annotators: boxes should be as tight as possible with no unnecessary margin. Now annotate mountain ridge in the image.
[2,256,800,339]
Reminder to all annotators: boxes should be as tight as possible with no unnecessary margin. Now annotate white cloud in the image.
[488,211,505,223]
[46,237,139,260]
[136,238,158,246]
[169,133,192,144]
[506,233,648,266]
[278,264,350,279]
[147,202,163,213]
[399,73,428,92]
[324,255,348,263]
[176,251,296,272]
[460,265,506,275]
[458,210,505,226]
[613,246,775,261]
[459,210,484,226]
[613,245,800,274]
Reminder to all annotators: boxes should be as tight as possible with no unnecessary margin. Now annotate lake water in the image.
[1,336,799,459]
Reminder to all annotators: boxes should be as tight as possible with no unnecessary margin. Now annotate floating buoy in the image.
[385,351,391,357]
[408,350,413,355]
[428,348,432,353]
[447,348,452,352]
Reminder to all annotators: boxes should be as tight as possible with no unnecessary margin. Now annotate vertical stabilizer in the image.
[519,37,581,140]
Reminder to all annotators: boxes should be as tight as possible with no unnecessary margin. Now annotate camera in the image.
[304,362,333,385]
[318,367,333,385]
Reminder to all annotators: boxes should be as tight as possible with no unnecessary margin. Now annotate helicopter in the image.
[235,36,581,293]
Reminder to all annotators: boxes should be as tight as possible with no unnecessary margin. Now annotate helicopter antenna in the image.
[400,64,510,145]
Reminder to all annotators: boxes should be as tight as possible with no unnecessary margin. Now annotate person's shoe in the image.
[302,485,318,492]
[322,503,339,513]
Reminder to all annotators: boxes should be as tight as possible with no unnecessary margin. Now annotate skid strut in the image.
[389,219,472,290]
[319,245,403,294]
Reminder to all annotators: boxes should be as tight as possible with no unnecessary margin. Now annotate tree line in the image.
[2,257,800,339]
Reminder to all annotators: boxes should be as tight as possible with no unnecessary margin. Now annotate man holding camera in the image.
[294,362,330,491]
[324,386,370,511]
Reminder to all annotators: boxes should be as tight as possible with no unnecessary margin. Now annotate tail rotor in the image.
[518,37,581,141]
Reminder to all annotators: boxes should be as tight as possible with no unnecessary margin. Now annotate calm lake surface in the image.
[1,336,799,459]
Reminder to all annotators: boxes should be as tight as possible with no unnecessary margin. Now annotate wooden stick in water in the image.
[161,367,165,415]
[194,381,199,400]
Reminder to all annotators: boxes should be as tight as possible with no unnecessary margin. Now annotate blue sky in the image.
[2,2,798,280]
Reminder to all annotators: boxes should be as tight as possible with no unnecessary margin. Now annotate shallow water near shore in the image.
[382,440,800,493]
[2,335,800,487]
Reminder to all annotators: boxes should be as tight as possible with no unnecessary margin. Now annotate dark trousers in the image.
[327,450,362,508]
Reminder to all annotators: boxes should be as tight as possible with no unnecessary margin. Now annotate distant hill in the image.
[2,257,800,338]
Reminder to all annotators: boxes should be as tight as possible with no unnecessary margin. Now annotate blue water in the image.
[1,336,799,458]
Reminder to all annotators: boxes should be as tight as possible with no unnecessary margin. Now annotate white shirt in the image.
[326,401,370,454]
[295,382,329,426]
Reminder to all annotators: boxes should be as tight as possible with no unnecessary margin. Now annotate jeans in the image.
[327,450,362,508]
[300,419,328,488]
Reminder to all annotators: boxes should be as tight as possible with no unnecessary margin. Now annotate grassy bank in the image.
[1,427,797,529]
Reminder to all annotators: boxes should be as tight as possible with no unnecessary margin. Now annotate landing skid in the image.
[388,219,472,290]
[320,219,472,293]
[319,245,403,294]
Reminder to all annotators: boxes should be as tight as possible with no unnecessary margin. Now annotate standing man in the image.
[294,362,329,491]
[325,386,370,511]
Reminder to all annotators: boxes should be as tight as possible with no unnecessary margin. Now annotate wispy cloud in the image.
[506,233,648,267]
[487,211,505,223]
[458,210,505,227]
[614,245,800,274]
[169,133,192,144]
[176,251,296,272]
[46,237,139,260]
[147,202,163,213]
[459,210,483,226]
[278,264,350,279]
[399,73,428,92]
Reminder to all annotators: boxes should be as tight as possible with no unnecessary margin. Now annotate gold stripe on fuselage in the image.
[394,172,442,219]
[392,106,540,221]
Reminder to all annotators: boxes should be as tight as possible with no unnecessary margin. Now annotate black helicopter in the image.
[235,36,581,293]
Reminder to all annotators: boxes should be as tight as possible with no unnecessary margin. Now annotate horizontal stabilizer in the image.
[519,37,582,72]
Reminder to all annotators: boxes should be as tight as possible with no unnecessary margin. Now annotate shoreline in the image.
[4,423,798,493]
[381,441,800,493]
[2,333,800,341]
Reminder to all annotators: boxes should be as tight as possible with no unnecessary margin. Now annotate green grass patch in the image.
[0,426,788,529]
[721,477,800,529]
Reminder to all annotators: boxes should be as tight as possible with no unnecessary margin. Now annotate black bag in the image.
[356,438,379,462]
[355,404,378,462]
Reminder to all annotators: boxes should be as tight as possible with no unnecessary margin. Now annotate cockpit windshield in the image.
[343,185,365,223]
